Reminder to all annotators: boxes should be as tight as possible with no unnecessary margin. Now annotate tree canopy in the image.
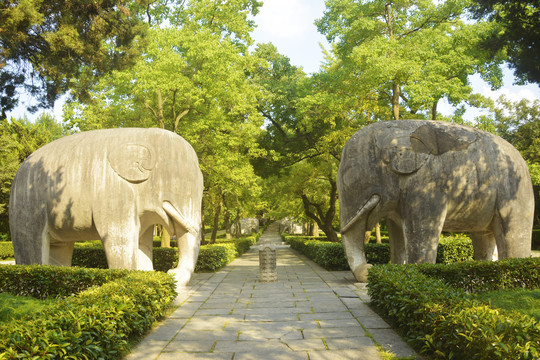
[470,0,540,84]
[0,0,148,117]
[1,0,538,239]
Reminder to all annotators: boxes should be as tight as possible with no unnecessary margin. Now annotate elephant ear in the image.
[387,147,429,175]
[108,143,156,183]
[409,123,477,155]
[380,123,478,175]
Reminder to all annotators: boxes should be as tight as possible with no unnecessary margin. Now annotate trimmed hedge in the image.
[533,229,540,250]
[0,265,177,359]
[368,259,540,360]
[0,242,14,260]
[418,257,540,293]
[194,243,237,272]
[284,234,473,270]
[0,265,129,299]
[436,234,474,264]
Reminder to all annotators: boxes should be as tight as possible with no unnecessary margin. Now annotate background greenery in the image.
[0,0,538,238]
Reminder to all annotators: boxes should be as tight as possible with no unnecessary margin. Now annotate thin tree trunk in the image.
[161,227,171,247]
[431,99,439,120]
[392,80,400,120]
[311,221,319,236]
[364,230,372,244]
[210,187,223,244]
[224,211,232,240]
[200,200,206,245]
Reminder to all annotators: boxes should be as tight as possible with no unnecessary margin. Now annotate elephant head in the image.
[337,121,478,281]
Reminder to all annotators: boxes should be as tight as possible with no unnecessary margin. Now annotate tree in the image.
[316,0,504,120]
[0,114,69,233]
[63,0,265,243]
[0,0,147,116]
[470,0,540,84]
[252,44,366,241]
[491,96,540,163]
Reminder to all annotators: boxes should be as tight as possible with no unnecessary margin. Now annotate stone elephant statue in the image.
[9,128,203,286]
[337,120,534,282]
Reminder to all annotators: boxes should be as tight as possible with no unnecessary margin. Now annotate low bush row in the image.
[0,265,129,299]
[418,257,540,293]
[0,265,177,359]
[0,242,13,260]
[39,236,258,272]
[368,258,540,359]
[284,234,475,270]
[533,229,540,250]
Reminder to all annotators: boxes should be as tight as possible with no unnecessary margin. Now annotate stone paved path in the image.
[125,223,418,360]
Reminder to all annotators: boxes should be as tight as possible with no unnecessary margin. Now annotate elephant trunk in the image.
[163,201,199,236]
[340,194,380,282]
[163,200,201,288]
[341,194,380,234]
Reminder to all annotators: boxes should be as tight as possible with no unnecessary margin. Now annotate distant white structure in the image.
[231,218,259,235]
[279,218,303,235]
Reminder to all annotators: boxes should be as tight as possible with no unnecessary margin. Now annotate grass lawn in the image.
[475,288,540,322]
[0,293,54,323]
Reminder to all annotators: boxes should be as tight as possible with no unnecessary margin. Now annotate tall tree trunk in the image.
[200,200,206,245]
[310,221,319,236]
[157,88,165,129]
[161,226,171,247]
[224,211,232,240]
[392,80,400,120]
[210,187,223,244]
[301,175,339,242]
[431,99,439,120]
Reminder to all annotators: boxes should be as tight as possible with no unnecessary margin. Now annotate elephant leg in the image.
[470,231,497,261]
[11,209,48,265]
[94,212,140,270]
[137,226,154,271]
[341,220,371,283]
[168,231,200,287]
[402,202,446,264]
[387,218,407,264]
[492,208,532,259]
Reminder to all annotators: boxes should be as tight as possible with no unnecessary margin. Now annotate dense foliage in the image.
[0,0,147,115]
[0,266,177,359]
[368,258,540,359]
[284,234,475,271]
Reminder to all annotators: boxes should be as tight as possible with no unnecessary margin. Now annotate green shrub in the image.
[365,243,390,264]
[0,268,177,359]
[72,245,109,269]
[368,260,540,359]
[0,265,129,299]
[533,229,540,250]
[0,242,14,259]
[436,234,474,264]
[195,243,237,272]
[284,234,473,270]
[417,257,540,293]
[8,236,256,274]
[234,236,258,256]
[153,247,179,272]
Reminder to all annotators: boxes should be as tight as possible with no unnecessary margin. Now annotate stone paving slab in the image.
[124,222,419,360]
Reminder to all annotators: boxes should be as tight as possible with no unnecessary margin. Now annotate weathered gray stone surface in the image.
[9,128,203,286]
[338,120,534,282]
[231,218,259,235]
[125,223,419,360]
[259,244,277,282]
[279,218,303,234]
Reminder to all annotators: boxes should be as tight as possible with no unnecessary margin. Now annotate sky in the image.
[7,0,540,121]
